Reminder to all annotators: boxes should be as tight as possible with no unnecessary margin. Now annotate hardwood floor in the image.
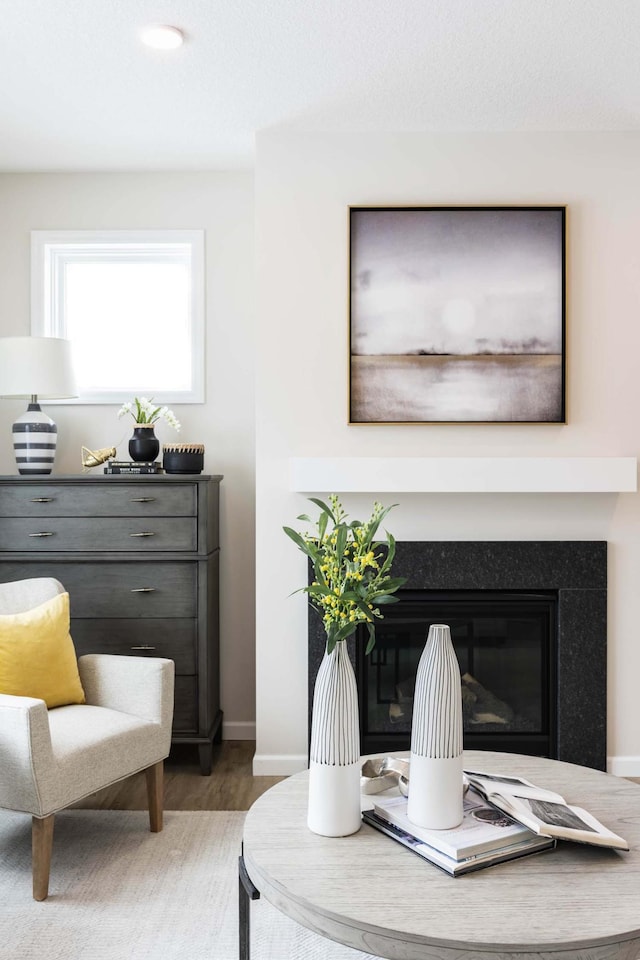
[73,741,284,812]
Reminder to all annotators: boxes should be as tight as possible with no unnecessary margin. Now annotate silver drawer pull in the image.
[130,644,156,651]
[129,497,156,503]
[130,587,156,593]
[129,531,155,537]
[29,497,54,503]
[28,531,54,537]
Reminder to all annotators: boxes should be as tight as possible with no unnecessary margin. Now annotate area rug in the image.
[0,810,377,960]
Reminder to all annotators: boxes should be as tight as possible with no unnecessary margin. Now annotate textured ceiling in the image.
[1,0,639,170]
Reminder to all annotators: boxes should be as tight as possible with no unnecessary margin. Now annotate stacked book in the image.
[363,767,629,876]
[104,460,163,475]
[363,787,555,876]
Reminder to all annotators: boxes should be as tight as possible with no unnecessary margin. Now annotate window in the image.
[31,230,205,403]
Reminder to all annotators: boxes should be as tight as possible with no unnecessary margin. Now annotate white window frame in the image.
[31,229,205,404]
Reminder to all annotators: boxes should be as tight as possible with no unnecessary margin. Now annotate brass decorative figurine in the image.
[81,445,117,472]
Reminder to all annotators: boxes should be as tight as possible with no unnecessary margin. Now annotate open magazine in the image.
[464,770,629,851]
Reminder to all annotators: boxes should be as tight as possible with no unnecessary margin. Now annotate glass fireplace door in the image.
[358,590,557,758]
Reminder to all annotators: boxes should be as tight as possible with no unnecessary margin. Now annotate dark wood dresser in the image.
[0,474,222,774]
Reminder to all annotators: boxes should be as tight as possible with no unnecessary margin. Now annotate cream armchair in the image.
[0,577,175,900]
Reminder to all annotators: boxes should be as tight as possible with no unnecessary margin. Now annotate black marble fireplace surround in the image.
[308,541,607,771]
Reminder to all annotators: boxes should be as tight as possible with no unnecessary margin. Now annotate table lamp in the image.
[0,336,77,475]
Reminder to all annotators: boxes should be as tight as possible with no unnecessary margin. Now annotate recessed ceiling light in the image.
[140,25,184,50]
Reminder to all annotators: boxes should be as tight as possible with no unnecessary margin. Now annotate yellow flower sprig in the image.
[284,495,406,655]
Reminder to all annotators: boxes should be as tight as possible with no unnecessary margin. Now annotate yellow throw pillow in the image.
[0,592,85,708]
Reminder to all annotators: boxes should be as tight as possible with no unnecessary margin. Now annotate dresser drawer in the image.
[0,517,196,552]
[72,619,196,674]
[0,482,196,518]
[0,561,197,617]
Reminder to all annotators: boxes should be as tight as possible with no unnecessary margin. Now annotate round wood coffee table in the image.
[241,751,640,960]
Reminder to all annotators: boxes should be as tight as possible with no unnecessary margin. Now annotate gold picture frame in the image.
[349,205,566,424]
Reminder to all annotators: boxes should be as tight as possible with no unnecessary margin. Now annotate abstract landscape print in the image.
[349,206,566,424]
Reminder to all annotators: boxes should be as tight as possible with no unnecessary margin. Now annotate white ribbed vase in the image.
[407,623,464,830]
[308,639,361,837]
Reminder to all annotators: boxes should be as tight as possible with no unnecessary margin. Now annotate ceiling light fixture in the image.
[140,25,184,50]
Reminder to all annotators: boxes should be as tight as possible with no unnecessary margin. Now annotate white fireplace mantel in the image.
[289,457,638,494]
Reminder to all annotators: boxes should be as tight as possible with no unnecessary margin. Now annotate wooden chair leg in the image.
[32,814,55,901]
[145,760,164,833]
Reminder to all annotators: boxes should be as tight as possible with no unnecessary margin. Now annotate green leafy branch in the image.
[284,495,406,655]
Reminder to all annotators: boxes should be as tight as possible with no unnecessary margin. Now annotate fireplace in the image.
[362,589,557,757]
[308,541,607,770]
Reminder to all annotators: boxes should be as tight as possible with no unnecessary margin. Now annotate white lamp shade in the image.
[0,337,77,399]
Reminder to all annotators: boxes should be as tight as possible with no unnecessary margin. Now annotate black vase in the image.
[129,425,160,462]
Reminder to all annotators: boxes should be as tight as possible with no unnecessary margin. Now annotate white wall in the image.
[254,132,640,775]
[0,172,256,741]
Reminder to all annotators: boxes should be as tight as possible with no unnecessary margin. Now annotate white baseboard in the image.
[252,754,308,776]
[222,721,256,741]
[608,756,640,777]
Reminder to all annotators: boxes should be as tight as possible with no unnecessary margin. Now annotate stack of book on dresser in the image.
[363,769,629,877]
[104,460,163,475]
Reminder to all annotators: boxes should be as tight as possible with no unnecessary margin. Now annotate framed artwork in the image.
[349,206,566,424]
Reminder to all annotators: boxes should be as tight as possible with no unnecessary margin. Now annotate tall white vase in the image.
[407,623,464,830]
[308,639,361,837]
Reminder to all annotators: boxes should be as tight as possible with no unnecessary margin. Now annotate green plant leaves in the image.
[282,526,317,560]
[318,510,328,542]
[379,532,396,573]
[305,582,332,598]
[307,497,336,523]
[365,622,376,655]
[285,495,405,656]
[335,523,348,560]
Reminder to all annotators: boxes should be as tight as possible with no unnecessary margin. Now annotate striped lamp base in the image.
[12,403,58,475]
